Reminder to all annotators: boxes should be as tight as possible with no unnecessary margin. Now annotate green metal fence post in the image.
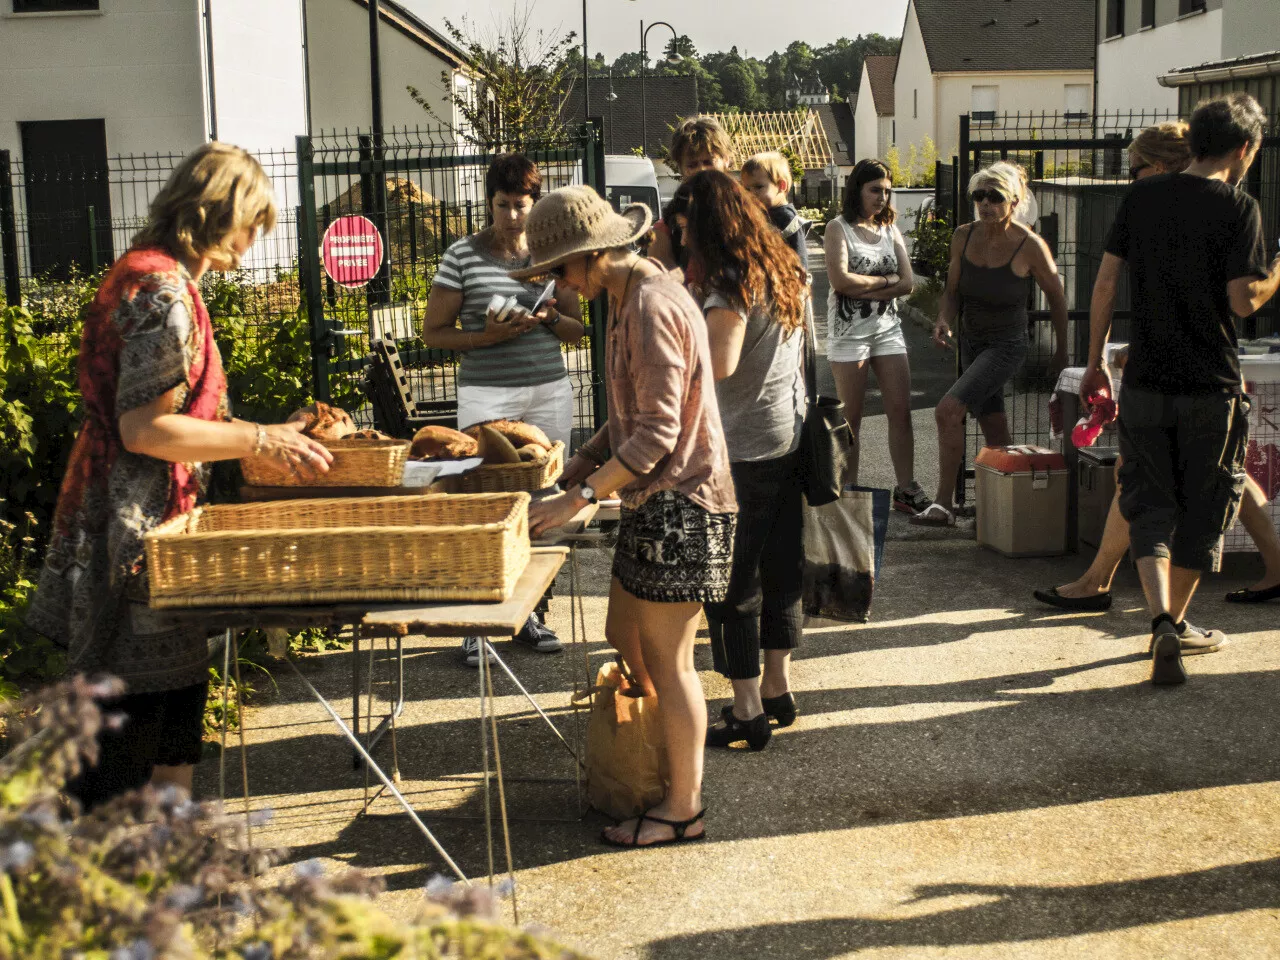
[297,135,330,401]
[583,117,608,432]
[0,151,20,307]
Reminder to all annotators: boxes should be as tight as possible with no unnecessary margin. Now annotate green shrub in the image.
[908,206,953,283]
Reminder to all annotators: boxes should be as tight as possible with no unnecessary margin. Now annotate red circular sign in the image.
[321,215,384,289]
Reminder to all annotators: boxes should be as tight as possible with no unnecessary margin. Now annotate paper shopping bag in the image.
[584,661,669,820]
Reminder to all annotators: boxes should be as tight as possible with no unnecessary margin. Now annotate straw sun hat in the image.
[509,185,652,281]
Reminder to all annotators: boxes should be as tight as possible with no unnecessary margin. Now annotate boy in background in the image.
[650,116,733,270]
[742,151,809,272]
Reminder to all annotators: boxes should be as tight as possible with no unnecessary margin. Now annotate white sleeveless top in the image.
[825,217,904,346]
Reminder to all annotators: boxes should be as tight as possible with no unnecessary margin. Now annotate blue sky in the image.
[401,0,909,61]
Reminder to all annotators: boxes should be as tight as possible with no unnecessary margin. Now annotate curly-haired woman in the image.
[27,143,333,809]
[683,170,808,751]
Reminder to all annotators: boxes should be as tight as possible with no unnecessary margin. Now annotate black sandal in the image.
[707,707,771,750]
[600,808,707,849]
[761,692,798,727]
[1225,583,1280,604]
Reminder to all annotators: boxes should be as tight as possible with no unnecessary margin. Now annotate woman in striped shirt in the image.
[422,153,585,664]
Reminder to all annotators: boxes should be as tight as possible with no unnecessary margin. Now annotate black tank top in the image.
[957,225,1032,339]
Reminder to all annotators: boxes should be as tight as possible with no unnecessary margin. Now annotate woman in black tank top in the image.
[912,162,1070,526]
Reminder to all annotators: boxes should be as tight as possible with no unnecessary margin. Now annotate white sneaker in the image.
[461,636,496,668]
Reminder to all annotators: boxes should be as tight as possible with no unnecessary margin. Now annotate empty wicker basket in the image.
[144,494,529,608]
[455,441,565,493]
[240,438,410,488]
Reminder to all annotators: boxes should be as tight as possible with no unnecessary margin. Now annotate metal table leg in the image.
[351,628,406,769]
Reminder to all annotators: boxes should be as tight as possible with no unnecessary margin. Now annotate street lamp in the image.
[638,19,679,159]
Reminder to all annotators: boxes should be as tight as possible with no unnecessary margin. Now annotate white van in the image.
[604,155,662,219]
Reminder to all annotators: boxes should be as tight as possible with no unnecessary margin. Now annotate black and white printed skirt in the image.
[613,490,736,603]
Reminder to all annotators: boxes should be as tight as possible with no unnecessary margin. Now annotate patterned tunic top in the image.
[27,248,229,694]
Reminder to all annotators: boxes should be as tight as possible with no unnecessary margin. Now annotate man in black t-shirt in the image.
[1081,93,1280,686]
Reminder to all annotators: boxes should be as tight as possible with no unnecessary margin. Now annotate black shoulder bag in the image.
[798,301,851,506]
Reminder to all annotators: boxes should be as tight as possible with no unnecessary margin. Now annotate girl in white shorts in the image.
[823,159,930,514]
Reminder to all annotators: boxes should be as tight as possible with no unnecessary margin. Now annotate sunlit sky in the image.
[400,0,909,61]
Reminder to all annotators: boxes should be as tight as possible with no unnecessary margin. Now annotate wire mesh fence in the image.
[938,109,1280,498]
[1,123,605,437]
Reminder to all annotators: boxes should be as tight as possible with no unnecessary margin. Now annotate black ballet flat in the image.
[707,707,771,751]
[761,692,798,728]
[1033,587,1113,612]
[1225,583,1280,604]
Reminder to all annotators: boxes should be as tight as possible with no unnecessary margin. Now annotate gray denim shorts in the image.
[946,333,1028,417]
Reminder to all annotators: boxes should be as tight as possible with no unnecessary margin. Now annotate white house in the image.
[853,54,897,164]
[1096,0,1280,114]
[0,0,466,275]
[892,0,1096,162]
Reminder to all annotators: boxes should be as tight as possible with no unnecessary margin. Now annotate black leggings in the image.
[706,452,805,680]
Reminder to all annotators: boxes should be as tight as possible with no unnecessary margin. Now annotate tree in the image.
[407,4,580,149]
[665,34,699,60]
[719,61,763,112]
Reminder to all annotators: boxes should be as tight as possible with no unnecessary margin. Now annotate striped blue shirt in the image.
[433,234,569,388]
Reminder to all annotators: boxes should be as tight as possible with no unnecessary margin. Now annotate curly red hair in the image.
[683,170,806,334]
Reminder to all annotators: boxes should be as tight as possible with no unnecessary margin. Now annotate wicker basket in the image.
[144,494,530,608]
[455,441,565,493]
[240,438,410,488]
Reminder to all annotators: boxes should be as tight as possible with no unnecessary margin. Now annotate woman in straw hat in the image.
[517,185,738,848]
[26,142,333,810]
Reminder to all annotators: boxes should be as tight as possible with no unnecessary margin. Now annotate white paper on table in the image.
[402,458,484,487]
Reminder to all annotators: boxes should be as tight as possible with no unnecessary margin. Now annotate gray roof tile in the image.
[912,0,1095,73]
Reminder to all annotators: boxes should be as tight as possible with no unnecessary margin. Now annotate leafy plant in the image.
[408,4,580,150]
[908,205,953,283]
[0,676,596,959]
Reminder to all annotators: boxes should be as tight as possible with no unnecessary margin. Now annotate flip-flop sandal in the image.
[909,503,955,527]
[600,807,707,849]
[953,503,976,519]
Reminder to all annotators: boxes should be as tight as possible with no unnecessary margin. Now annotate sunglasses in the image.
[1129,163,1150,180]
[970,189,1007,204]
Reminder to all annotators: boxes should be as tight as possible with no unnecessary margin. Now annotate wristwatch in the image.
[542,310,562,328]
[578,484,598,505]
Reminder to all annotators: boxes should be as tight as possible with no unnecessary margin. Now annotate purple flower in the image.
[241,944,273,960]
[424,874,455,898]
[109,940,156,960]
[293,859,324,880]
[165,884,203,911]
[247,808,274,827]
[0,841,34,872]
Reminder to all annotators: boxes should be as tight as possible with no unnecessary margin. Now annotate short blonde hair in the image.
[742,151,792,190]
[670,116,733,171]
[968,160,1031,220]
[1129,120,1191,173]
[133,142,276,268]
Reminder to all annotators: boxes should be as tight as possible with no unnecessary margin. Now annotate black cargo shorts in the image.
[1117,386,1250,572]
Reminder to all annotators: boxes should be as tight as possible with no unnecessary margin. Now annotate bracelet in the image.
[881,275,890,289]
[252,423,267,456]
[542,310,562,329]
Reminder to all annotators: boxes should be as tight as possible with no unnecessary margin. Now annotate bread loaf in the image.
[463,419,552,450]
[477,425,523,464]
[349,429,390,440]
[516,443,549,462]
[289,402,356,441]
[410,425,478,460]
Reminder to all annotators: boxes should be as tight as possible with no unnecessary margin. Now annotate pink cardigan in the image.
[584,268,737,514]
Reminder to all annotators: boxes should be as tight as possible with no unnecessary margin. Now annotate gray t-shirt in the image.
[704,290,804,463]
[433,233,568,388]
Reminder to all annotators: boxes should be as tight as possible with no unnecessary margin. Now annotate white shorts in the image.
[456,378,574,446]
[827,324,908,363]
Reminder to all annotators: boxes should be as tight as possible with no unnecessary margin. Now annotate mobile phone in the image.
[529,278,557,315]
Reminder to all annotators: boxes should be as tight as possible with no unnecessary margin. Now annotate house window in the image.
[1179,0,1206,14]
[971,85,998,125]
[1140,0,1155,27]
[913,89,918,119]
[1105,0,1125,38]
[11,0,99,11]
[20,119,114,278]
[1065,84,1090,124]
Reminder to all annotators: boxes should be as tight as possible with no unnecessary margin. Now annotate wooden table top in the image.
[164,549,566,638]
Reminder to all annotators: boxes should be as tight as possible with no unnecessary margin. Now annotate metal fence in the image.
[937,109,1280,496]
[0,122,607,437]
[297,123,606,435]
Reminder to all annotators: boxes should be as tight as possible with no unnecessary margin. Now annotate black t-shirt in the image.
[1105,174,1268,394]
[768,203,810,272]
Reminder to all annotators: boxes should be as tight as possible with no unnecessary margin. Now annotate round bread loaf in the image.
[410,425,478,460]
[477,425,522,464]
[289,402,356,441]
[349,429,390,440]
[516,443,549,462]
[462,419,551,449]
